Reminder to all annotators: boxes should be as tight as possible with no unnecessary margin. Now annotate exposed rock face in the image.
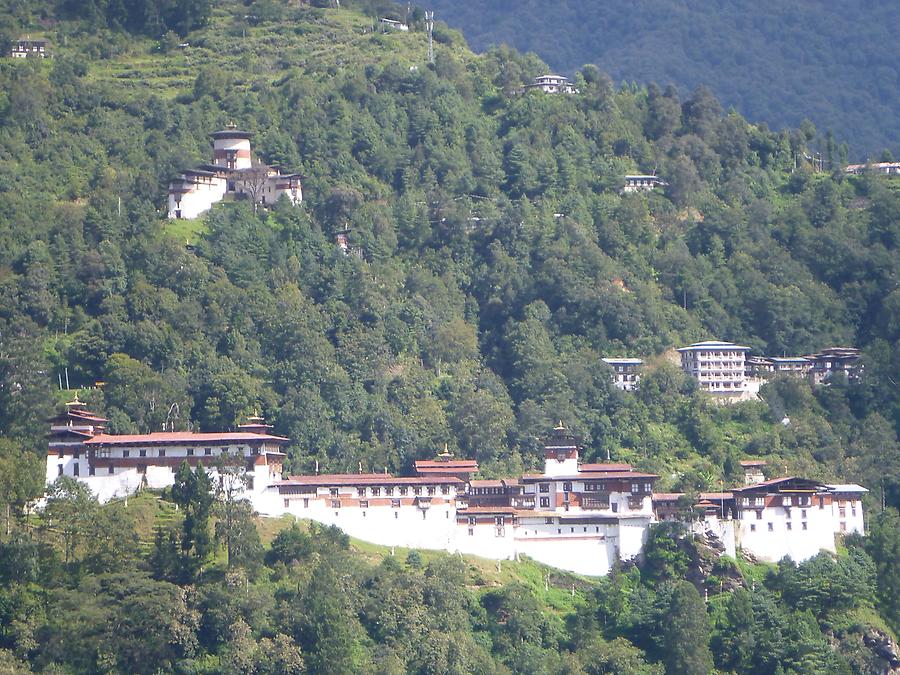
[863,630,900,675]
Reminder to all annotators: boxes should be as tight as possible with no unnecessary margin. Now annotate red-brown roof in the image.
[739,460,767,467]
[730,476,825,493]
[415,459,478,471]
[457,506,517,514]
[278,474,463,487]
[521,471,659,482]
[580,463,632,472]
[84,431,289,446]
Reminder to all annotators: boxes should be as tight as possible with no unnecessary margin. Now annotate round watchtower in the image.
[210,124,253,170]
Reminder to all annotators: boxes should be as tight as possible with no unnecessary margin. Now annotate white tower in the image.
[210,124,253,170]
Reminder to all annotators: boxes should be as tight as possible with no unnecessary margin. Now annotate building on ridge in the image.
[602,357,643,391]
[525,74,579,94]
[167,125,302,220]
[845,162,900,176]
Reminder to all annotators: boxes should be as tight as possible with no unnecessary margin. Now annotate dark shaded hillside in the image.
[426,0,900,160]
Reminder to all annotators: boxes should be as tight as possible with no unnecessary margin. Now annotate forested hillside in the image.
[426,0,900,160]
[0,0,900,671]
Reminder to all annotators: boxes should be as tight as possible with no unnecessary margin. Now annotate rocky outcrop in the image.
[863,630,900,675]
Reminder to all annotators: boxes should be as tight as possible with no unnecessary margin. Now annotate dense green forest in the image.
[426,0,900,160]
[0,0,899,671]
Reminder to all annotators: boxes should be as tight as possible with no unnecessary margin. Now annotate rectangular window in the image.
[303,498,309,508]
[839,508,846,518]
[818,496,825,509]
[187,448,194,456]
[802,522,808,530]
[73,463,79,476]
[427,486,436,496]
[563,482,572,492]
[840,521,846,532]
[159,449,166,457]
[385,487,393,496]
[371,487,381,496]
[754,497,765,507]
[801,509,807,519]
[139,450,146,458]
[74,450,80,460]
[123,450,130,458]
[284,498,290,508]
[391,499,400,508]
[787,522,792,530]
[851,507,857,517]
[330,488,339,497]
[360,500,368,508]
[413,487,422,496]
[750,523,756,532]
[58,464,63,477]
[108,466,114,475]
[545,517,554,524]
[643,482,651,492]
[756,510,763,520]
[612,503,618,513]
[89,465,95,476]
[440,485,449,495]
[782,496,792,506]
[767,522,773,531]
[205,448,212,456]
[540,497,550,508]
[331,500,341,509]
[539,484,549,493]
[357,487,366,497]
[631,483,639,493]
[400,486,408,496]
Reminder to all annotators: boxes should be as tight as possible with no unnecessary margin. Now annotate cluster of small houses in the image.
[604,341,861,403]
[47,398,867,577]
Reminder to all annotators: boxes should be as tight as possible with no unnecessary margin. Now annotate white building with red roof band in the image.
[47,399,287,503]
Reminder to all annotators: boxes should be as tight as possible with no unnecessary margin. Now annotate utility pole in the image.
[426,11,434,64]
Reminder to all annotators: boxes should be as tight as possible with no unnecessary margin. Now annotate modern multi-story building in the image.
[602,357,643,391]
[678,340,752,400]
[167,125,302,219]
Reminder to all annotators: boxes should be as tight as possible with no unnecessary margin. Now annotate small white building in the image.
[379,18,409,31]
[845,162,900,176]
[525,74,579,94]
[602,357,643,391]
[167,125,302,220]
[678,340,753,401]
[623,175,667,193]
[10,38,48,58]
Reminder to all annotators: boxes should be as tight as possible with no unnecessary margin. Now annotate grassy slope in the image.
[123,490,593,614]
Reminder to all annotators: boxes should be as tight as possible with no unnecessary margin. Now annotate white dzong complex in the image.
[167,125,302,219]
[47,404,867,576]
